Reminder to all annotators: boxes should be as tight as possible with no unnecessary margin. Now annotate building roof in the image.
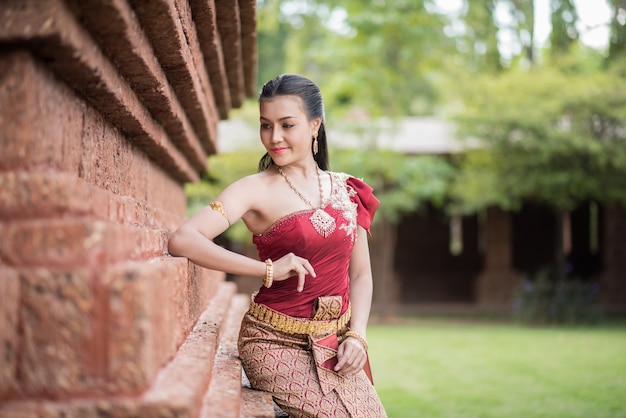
[330,117,471,154]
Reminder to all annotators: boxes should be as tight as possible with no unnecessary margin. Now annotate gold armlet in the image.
[209,201,230,226]
[345,330,368,351]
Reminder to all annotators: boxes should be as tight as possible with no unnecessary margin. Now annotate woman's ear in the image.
[311,117,322,133]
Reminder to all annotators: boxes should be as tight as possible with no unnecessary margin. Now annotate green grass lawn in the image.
[367,319,626,418]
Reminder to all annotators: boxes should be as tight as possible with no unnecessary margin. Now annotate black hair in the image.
[257,74,330,171]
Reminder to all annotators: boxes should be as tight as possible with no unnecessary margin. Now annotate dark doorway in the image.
[394,205,483,303]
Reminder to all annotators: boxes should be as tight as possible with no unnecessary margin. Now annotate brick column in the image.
[475,206,520,309]
[600,206,626,313]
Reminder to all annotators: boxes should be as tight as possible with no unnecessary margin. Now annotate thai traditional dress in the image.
[238,172,388,418]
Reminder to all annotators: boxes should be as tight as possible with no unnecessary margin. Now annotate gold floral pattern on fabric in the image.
[312,295,343,321]
[328,172,359,241]
[239,314,388,418]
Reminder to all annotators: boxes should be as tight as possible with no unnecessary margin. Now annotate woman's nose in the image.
[270,127,282,142]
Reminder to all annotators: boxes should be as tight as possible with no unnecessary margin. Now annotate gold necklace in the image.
[276,165,336,237]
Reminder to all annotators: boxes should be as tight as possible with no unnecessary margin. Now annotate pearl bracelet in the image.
[345,330,368,352]
[263,259,273,288]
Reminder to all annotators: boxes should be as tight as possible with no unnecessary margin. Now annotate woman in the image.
[168,74,387,417]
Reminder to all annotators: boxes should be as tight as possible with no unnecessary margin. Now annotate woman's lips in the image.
[271,147,288,154]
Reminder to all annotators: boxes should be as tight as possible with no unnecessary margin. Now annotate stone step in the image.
[141,281,237,416]
[0,281,237,417]
[200,293,274,418]
[240,387,278,418]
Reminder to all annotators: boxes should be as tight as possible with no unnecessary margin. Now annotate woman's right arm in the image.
[167,175,316,287]
[167,207,268,276]
[167,175,267,276]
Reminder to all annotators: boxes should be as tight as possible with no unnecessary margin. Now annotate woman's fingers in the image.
[274,253,316,291]
[296,258,316,292]
[335,338,366,376]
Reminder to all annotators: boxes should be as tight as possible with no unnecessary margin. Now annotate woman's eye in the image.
[260,124,271,129]
[283,124,294,128]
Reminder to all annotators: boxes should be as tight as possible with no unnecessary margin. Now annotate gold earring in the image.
[313,132,319,155]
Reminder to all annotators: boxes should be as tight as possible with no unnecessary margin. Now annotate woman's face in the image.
[259,95,320,167]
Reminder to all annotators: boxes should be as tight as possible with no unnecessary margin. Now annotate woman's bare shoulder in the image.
[219,169,280,205]
[226,169,275,192]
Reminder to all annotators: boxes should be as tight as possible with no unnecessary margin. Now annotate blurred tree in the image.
[451,67,626,279]
[256,0,452,118]
[606,0,626,68]
[331,149,456,223]
[256,0,290,88]
[319,0,450,117]
[501,0,536,65]
[549,0,579,57]
[462,0,502,73]
[212,0,625,290]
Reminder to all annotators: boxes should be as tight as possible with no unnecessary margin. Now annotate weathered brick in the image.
[200,293,249,417]
[239,0,258,97]
[216,0,246,108]
[73,0,210,172]
[0,170,183,233]
[102,258,223,393]
[0,51,75,172]
[17,267,97,397]
[0,398,142,418]
[0,267,20,400]
[0,51,195,212]
[143,281,236,415]
[145,163,187,220]
[0,0,257,413]
[0,285,234,417]
[188,0,232,119]
[0,219,170,268]
[0,172,90,220]
[129,0,219,154]
[8,260,223,400]
[0,7,199,183]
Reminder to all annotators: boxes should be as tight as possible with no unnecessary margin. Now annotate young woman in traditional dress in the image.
[168,74,387,417]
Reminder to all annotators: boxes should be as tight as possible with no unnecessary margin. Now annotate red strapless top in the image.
[252,173,379,318]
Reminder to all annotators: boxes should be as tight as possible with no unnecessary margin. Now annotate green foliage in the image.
[218,0,626,242]
[256,0,452,118]
[451,66,626,212]
[331,149,457,222]
[607,0,626,66]
[460,0,502,72]
[550,0,579,57]
[515,271,602,325]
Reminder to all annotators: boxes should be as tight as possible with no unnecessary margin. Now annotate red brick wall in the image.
[0,0,257,414]
[0,49,220,401]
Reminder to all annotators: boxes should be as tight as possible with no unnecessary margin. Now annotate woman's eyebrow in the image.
[260,115,297,121]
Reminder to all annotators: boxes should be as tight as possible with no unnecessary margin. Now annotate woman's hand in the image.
[271,252,316,292]
[334,337,367,376]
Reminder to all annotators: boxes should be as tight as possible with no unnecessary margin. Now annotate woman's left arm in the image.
[335,225,373,376]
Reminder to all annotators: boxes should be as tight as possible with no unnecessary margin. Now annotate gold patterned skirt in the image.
[237,296,388,418]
